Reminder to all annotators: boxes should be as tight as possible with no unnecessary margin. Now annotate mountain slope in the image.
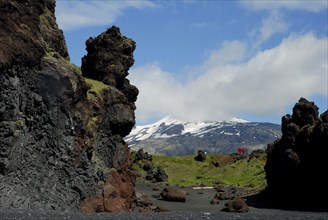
[125,116,281,155]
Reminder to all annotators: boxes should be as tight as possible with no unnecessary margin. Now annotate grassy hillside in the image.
[131,151,267,192]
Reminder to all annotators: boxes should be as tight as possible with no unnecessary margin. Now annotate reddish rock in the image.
[81,169,136,212]
[80,191,105,212]
[154,206,170,212]
[210,196,220,205]
[222,197,249,213]
[160,187,187,202]
[139,207,153,213]
[136,192,152,207]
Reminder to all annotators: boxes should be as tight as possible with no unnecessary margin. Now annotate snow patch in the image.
[125,115,249,142]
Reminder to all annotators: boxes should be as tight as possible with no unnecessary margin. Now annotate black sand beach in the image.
[1,183,328,220]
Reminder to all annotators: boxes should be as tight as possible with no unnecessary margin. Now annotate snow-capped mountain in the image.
[125,116,281,156]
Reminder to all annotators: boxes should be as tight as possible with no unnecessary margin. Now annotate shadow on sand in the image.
[244,190,328,213]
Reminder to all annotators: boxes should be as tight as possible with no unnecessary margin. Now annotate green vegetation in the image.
[70,63,82,74]
[44,46,55,54]
[42,50,109,102]
[86,116,98,132]
[85,77,109,93]
[123,37,134,45]
[40,8,53,27]
[132,152,267,192]
[84,77,109,100]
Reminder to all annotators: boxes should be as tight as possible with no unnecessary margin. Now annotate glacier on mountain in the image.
[126,116,249,143]
[125,116,281,156]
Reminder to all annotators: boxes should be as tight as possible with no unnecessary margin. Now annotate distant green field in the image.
[131,152,267,192]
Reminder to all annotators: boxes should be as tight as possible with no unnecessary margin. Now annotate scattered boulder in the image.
[132,149,168,183]
[214,185,246,197]
[138,205,170,213]
[135,191,169,213]
[211,185,246,205]
[221,197,249,213]
[210,195,220,205]
[216,191,235,200]
[136,192,152,208]
[194,150,207,162]
[135,149,153,161]
[142,162,153,171]
[212,161,220,167]
[138,207,153,213]
[145,166,168,183]
[153,206,170,212]
[230,153,247,163]
[160,187,187,202]
[248,149,266,161]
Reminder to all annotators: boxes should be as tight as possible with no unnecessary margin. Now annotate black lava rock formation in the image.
[264,97,328,211]
[0,0,138,212]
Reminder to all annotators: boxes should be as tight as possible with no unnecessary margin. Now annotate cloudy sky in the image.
[55,0,328,125]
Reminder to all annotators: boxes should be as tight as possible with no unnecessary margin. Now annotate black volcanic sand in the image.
[135,182,223,212]
[1,183,328,220]
[134,183,328,218]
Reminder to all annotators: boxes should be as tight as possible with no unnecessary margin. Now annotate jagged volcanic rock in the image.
[81,26,138,97]
[81,26,138,136]
[0,0,68,67]
[79,26,139,212]
[264,97,328,211]
[0,0,138,212]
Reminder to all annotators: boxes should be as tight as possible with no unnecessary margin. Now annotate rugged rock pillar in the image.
[264,98,328,211]
[79,26,139,212]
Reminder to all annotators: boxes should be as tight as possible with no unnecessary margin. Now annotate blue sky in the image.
[55,0,328,125]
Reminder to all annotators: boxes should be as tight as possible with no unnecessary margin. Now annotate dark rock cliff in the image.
[0,0,138,212]
[264,98,328,211]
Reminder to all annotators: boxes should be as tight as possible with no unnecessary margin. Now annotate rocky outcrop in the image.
[0,0,138,212]
[132,149,168,183]
[145,166,168,183]
[81,168,136,212]
[264,98,328,210]
[0,0,68,67]
[135,148,153,161]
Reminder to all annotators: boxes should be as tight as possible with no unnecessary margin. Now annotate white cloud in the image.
[129,33,327,124]
[128,63,185,122]
[55,0,157,31]
[251,10,289,49]
[240,0,328,13]
[205,40,247,66]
